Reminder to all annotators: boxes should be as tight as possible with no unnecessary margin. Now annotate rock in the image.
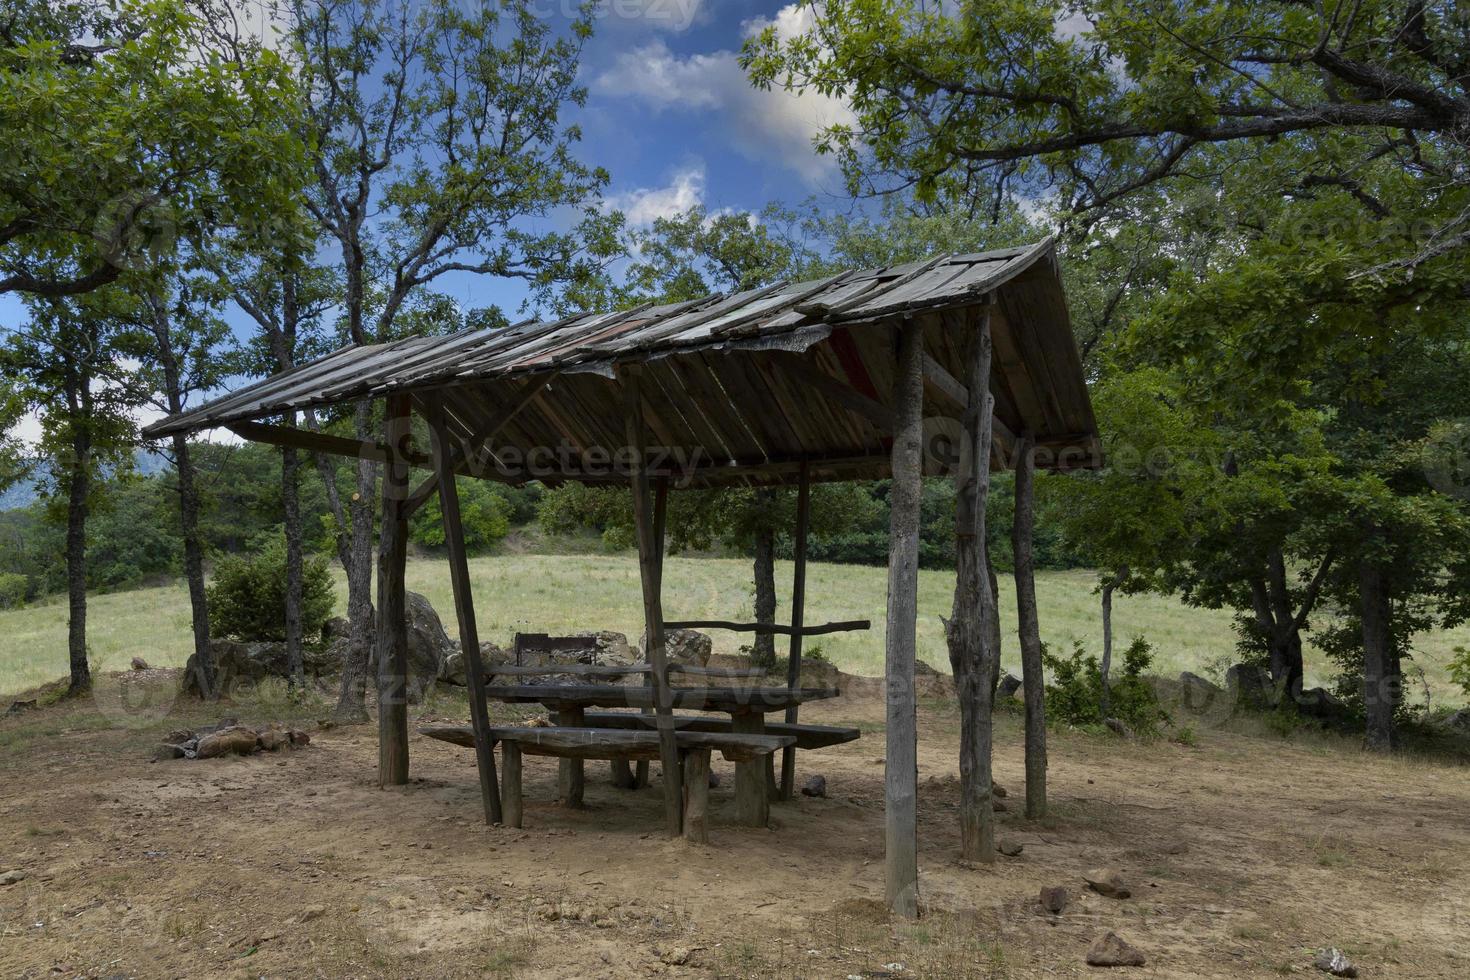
[130,656,149,671]
[1178,672,1221,712]
[660,946,695,966]
[315,593,451,701]
[1225,663,1279,710]
[1083,869,1131,898]
[991,780,1008,798]
[151,743,186,761]
[996,839,1024,857]
[708,770,720,789]
[0,870,27,886]
[5,699,37,716]
[195,726,262,759]
[1313,948,1357,977]
[1039,885,1069,914]
[992,797,1008,812]
[1297,687,1351,724]
[288,729,311,747]
[1103,717,1132,738]
[298,904,327,923]
[1086,931,1145,967]
[163,728,195,744]
[800,775,827,798]
[1441,708,1470,733]
[997,673,1023,700]
[641,628,712,668]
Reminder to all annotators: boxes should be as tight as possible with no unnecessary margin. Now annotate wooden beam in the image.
[780,458,812,801]
[775,356,893,430]
[1012,431,1048,818]
[885,319,925,919]
[621,366,684,836]
[921,350,1017,454]
[426,399,502,825]
[227,419,431,468]
[376,394,412,788]
[662,618,869,637]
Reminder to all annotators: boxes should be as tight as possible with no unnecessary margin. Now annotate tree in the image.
[1,291,148,692]
[0,0,303,297]
[287,0,620,718]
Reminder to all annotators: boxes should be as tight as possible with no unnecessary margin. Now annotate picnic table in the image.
[481,683,841,825]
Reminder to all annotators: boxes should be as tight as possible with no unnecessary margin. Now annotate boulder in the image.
[1313,948,1358,978]
[0,870,26,887]
[1296,687,1351,724]
[1442,708,1470,733]
[130,656,149,671]
[800,775,827,798]
[1104,717,1133,738]
[1226,663,1279,710]
[997,673,1023,700]
[181,638,338,697]
[4,699,36,717]
[1086,932,1145,967]
[996,839,1024,857]
[151,743,187,761]
[1039,886,1069,914]
[1083,869,1131,899]
[318,592,452,702]
[641,628,712,668]
[1178,672,1222,712]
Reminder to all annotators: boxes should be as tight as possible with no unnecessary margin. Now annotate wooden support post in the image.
[946,304,998,862]
[557,705,586,806]
[610,759,636,788]
[502,742,523,829]
[683,749,711,843]
[779,459,812,801]
[1012,431,1048,819]
[377,393,412,787]
[622,368,684,836]
[885,319,925,918]
[634,479,668,790]
[427,401,501,825]
[732,711,770,826]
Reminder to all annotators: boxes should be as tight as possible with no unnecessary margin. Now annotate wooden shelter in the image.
[145,238,1100,914]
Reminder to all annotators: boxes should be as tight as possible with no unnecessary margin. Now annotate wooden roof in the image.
[145,239,1101,487]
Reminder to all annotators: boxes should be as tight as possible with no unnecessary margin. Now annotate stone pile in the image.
[151,718,311,761]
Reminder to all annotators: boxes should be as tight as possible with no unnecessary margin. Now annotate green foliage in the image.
[0,571,27,609]
[206,535,334,643]
[1043,636,1165,735]
[410,480,515,552]
[1449,647,1470,700]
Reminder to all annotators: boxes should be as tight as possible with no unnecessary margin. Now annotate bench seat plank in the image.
[420,724,794,764]
[581,711,861,750]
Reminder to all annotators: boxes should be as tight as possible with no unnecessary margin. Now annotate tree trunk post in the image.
[779,459,812,800]
[335,399,378,721]
[281,436,305,694]
[1100,576,1116,717]
[683,748,711,843]
[886,317,926,917]
[634,478,669,791]
[946,303,997,864]
[376,393,412,787]
[751,488,779,669]
[64,411,92,696]
[622,367,684,837]
[172,432,214,699]
[1012,432,1047,819]
[427,401,502,824]
[1359,556,1396,752]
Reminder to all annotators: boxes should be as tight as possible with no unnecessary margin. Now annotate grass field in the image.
[3,551,1468,704]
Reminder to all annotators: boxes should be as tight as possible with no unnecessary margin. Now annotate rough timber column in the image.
[377,393,412,787]
[885,318,925,918]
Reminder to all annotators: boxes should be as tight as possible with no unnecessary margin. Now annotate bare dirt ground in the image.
[2,673,1469,979]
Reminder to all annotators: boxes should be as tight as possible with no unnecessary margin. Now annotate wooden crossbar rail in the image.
[667,664,769,678]
[490,664,652,678]
[662,619,870,637]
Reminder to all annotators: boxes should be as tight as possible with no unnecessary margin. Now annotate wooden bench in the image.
[420,725,794,841]
[580,711,861,750]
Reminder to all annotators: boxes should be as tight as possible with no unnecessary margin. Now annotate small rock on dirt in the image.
[288,729,311,747]
[801,775,828,798]
[1086,931,1145,967]
[997,673,1022,700]
[1103,717,1133,738]
[257,729,287,752]
[660,946,696,966]
[1039,885,1069,913]
[130,656,149,671]
[0,870,26,886]
[991,780,1008,798]
[1313,948,1358,978]
[1083,869,1131,898]
[992,797,1008,812]
[5,699,36,717]
[298,904,327,923]
[996,839,1023,857]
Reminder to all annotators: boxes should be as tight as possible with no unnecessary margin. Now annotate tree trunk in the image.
[64,398,91,696]
[1100,576,1115,717]
[1011,433,1046,819]
[945,306,997,865]
[751,491,778,669]
[334,399,378,722]
[282,437,305,693]
[986,543,1002,697]
[173,432,214,699]
[1359,557,1396,752]
[886,317,927,916]
[377,395,412,785]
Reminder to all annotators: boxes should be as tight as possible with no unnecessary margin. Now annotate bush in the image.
[0,571,28,609]
[207,536,335,643]
[1043,636,1165,735]
[411,478,513,551]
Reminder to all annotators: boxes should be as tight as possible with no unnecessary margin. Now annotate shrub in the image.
[411,478,513,551]
[0,571,28,609]
[1448,646,1470,699]
[207,537,335,643]
[1042,636,1165,735]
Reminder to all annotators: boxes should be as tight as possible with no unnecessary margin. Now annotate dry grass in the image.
[3,552,1468,705]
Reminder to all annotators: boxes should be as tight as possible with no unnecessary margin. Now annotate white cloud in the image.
[593,7,855,187]
[594,0,709,33]
[606,164,708,225]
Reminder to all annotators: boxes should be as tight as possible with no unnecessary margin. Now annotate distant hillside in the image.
[0,450,172,511]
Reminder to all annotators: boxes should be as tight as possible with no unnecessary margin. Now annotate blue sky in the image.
[4,1,855,443]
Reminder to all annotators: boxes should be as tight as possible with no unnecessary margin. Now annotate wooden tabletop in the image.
[480,683,840,715]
